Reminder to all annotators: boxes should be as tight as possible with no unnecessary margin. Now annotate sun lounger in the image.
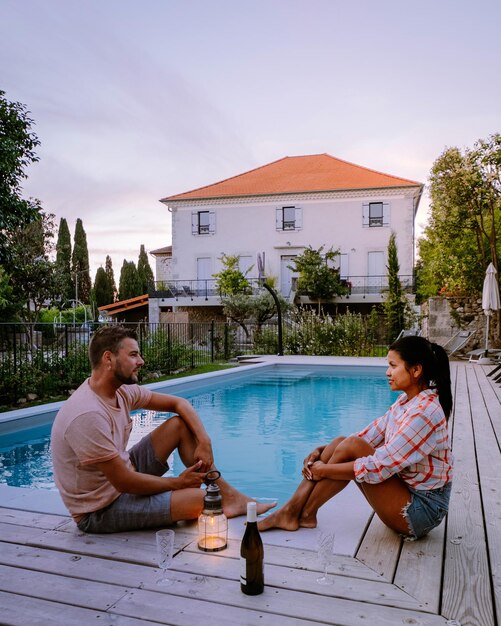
[487,355,501,378]
[468,348,501,364]
[442,330,474,357]
[395,328,421,340]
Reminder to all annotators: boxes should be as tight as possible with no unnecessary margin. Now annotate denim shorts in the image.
[77,434,173,534]
[402,482,452,540]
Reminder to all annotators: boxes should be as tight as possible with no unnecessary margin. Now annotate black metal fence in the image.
[0,314,390,407]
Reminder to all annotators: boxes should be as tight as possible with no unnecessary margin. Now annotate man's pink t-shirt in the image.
[51,379,153,521]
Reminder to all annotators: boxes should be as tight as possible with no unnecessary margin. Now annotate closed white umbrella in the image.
[482,262,500,353]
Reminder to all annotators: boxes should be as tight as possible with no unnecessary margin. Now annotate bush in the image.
[284,309,386,356]
[140,327,197,375]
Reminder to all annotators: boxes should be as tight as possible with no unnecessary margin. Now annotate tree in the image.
[383,232,407,342]
[289,245,347,313]
[7,212,59,323]
[119,260,142,301]
[0,90,42,266]
[55,217,73,304]
[71,218,92,304]
[213,254,252,295]
[137,244,154,294]
[105,255,117,302]
[221,279,289,341]
[0,266,16,319]
[417,135,501,299]
[93,266,115,308]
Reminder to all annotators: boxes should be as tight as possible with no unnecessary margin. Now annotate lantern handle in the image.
[203,470,221,486]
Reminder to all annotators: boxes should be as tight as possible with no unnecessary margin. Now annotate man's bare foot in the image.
[222,490,276,519]
[257,506,300,532]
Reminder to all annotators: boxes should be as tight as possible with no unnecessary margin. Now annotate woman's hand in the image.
[308,460,327,481]
[302,447,325,480]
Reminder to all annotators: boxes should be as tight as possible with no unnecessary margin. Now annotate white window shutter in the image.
[209,210,216,234]
[383,203,390,226]
[362,203,369,227]
[276,207,282,230]
[295,207,303,229]
[192,211,198,235]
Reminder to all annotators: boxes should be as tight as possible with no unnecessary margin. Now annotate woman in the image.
[258,336,453,540]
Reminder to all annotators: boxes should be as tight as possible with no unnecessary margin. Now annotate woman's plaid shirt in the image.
[353,388,453,490]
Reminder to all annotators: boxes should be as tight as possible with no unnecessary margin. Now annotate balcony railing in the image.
[149,275,415,300]
[149,278,261,300]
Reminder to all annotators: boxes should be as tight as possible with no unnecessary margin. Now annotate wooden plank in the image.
[391,361,458,612]
[393,521,445,613]
[355,514,401,579]
[113,586,448,626]
[0,537,424,612]
[474,364,501,446]
[0,520,196,565]
[468,366,501,623]
[0,563,130,611]
[441,364,495,625]
[184,534,384,582]
[0,550,437,626]
[0,591,161,626]
[0,507,71,530]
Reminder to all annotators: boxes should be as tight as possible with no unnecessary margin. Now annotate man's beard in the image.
[114,365,139,385]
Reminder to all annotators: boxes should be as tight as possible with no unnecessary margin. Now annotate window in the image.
[192,210,216,235]
[362,202,389,228]
[276,206,303,231]
[198,211,210,234]
[239,256,254,276]
[369,202,383,227]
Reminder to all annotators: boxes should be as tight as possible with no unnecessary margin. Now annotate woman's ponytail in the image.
[429,342,453,419]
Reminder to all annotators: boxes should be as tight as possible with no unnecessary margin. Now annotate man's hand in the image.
[173,460,205,489]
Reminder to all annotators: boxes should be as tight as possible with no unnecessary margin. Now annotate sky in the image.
[1,0,500,281]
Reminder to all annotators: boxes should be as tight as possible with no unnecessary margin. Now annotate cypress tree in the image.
[105,255,117,302]
[384,232,407,342]
[71,218,91,304]
[93,266,115,308]
[55,217,73,304]
[137,244,154,294]
[119,260,142,301]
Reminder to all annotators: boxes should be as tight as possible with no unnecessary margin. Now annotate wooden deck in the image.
[0,361,500,625]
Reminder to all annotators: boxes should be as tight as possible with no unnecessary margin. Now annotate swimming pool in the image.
[0,362,396,506]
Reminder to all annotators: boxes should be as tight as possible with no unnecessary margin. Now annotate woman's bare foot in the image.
[257,506,301,532]
[298,514,318,529]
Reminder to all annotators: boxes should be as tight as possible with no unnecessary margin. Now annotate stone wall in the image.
[421,296,500,352]
[175,306,226,323]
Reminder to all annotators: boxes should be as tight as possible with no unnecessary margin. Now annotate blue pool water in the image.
[0,365,396,506]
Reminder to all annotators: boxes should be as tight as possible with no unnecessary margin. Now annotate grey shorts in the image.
[77,434,173,534]
[402,482,452,540]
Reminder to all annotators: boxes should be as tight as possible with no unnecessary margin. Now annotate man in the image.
[51,325,275,533]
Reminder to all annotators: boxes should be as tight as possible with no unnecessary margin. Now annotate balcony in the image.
[149,275,415,305]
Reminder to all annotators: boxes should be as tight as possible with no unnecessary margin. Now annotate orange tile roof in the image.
[161,153,422,202]
[98,294,148,315]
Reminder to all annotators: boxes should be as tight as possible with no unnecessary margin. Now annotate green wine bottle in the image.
[240,501,264,595]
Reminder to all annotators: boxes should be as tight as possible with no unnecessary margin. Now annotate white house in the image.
[150,245,172,283]
[149,153,423,323]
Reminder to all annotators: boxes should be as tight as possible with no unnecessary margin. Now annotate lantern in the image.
[198,470,228,552]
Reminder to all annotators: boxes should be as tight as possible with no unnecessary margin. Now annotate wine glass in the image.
[156,529,175,586]
[317,530,335,585]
